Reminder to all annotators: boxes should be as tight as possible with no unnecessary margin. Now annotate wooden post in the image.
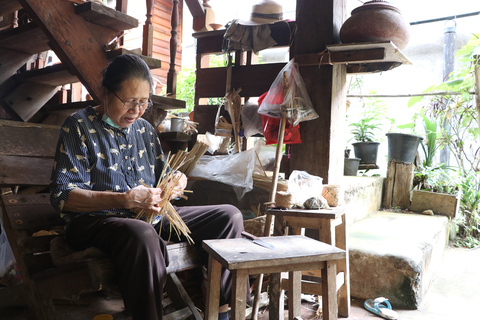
[290,0,347,185]
[167,0,179,95]
[142,0,155,57]
[383,160,415,209]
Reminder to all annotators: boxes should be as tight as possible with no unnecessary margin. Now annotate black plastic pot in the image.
[352,141,380,164]
[344,158,361,176]
[386,133,423,164]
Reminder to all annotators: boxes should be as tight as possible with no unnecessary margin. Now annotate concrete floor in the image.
[1,245,478,319]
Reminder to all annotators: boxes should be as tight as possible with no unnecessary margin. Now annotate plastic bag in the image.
[258,92,302,145]
[241,101,263,138]
[189,141,275,199]
[287,170,326,208]
[258,59,318,127]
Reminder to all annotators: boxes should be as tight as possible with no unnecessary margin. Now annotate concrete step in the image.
[348,211,449,309]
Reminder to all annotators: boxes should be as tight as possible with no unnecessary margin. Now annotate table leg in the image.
[288,270,301,320]
[336,214,350,317]
[231,269,248,320]
[205,256,222,320]
[269,272,284,320]
[321,260,337,320]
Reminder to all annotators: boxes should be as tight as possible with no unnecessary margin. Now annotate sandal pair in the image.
[364,297,399,319]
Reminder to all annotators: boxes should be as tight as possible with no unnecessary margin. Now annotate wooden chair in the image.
[0,119,203,320]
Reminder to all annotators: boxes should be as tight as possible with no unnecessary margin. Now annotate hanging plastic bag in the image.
[241,101,263,138]
[258,59,318,127]
[258,92,302,145]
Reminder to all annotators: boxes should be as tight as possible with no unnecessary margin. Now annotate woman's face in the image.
[106,78,151,128]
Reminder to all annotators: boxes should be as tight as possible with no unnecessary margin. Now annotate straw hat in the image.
[238,0,285,26]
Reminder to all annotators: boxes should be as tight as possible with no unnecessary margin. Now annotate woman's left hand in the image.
[169,172,188,200]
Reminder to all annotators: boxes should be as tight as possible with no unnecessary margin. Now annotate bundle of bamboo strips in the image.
[169,141,209,176]
[252,173,288,192]
[133,154,194,243]
[224,88,242,152]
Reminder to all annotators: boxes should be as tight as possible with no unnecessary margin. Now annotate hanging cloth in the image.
[223,19,277,54]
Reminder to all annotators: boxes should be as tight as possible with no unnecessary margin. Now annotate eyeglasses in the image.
[111,90,153,111]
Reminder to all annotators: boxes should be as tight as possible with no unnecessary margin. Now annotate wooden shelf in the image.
[295,41,411,74]
[358,163,380,170]
[75,1,138,32]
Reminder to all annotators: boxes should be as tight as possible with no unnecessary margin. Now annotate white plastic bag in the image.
[258,59,318,127]
[287,170,324,207]
[189,140,275,199]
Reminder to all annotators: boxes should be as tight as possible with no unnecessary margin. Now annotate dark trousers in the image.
[65,204,246,320]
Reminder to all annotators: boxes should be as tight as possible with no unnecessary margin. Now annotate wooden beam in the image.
[75,1,138,32]
[184,0,204,18]
[295,48,385,66]
[290,0,347,186]
[195,63,286,98]
[18,0,113,103]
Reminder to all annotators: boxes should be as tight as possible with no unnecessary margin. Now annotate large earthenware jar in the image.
[339,0,410,50]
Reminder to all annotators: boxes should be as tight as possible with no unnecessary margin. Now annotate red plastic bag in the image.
[258,92,301,145]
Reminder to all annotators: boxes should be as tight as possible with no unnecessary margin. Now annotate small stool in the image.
[202,235,346,320]
[266,206,350,317]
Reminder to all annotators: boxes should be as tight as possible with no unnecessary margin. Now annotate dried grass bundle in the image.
[224,88,242,152]
[133,154,194,243]
[169,141,209,176]
[253,173,288,193]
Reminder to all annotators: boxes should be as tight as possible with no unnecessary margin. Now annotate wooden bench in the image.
[0,119,203,320]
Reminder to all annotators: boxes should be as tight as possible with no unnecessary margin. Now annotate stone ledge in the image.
[348,211,449,309]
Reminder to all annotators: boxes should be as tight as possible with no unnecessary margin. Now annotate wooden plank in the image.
[327,41,411,65]
[0,119,60,157]
[383,160,395,208]
[0,48,32,84]
[0,22,50,54]
[391,162,414,209]
[2,196,62,230]
[105,48,162,69]
[196,63,286,98]
[74,1,138,32]
[267,206,345,220]
[16,63,77,86]
[184,0,204,18]
[295,48,386,66]
[0,156,54,186]
[18,0,112,103]
[151,94,186,110]
[193,104,219,134]
[410,190,460,218]
[2,82,59,121]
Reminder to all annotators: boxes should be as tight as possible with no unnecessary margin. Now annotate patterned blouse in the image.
[50,106,166,223]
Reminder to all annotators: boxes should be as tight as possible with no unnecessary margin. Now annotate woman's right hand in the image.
[124,185,164,212]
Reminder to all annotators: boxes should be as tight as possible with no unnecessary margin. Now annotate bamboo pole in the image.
[252,72,289,320]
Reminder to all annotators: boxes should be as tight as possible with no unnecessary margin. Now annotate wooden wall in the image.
[124,0,183,93]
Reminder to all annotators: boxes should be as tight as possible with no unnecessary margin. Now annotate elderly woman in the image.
[50,54,244,320]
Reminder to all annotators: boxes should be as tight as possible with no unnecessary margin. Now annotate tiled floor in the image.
[1,245,478,319]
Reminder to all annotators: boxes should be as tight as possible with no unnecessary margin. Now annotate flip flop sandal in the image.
[364,297,399,320]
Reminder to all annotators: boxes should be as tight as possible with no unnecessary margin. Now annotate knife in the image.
[241,231,274,250]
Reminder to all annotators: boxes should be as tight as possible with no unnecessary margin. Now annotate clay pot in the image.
[339,0,410,50]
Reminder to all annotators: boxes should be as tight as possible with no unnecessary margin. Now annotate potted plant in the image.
[348,95,391,166]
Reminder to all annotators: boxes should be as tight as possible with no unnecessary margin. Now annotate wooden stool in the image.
[203,235,346,320]
[266,206,350,317]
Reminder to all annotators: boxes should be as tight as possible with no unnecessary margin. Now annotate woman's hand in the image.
[124,185,164,212]
[169,172,188,200]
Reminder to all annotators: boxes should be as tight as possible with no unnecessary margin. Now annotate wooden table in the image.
[202,235,346,320]
[266,206,350,317]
